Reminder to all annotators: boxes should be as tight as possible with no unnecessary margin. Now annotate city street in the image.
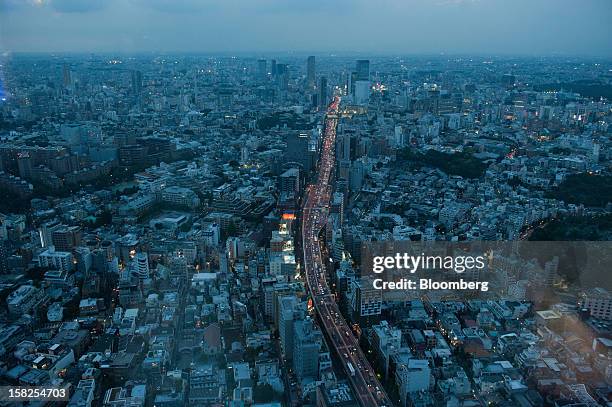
[301,97,393,407]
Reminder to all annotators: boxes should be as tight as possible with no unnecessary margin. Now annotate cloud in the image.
[0,0,108,13]
[48,0,108,13]
[130,0,217,13]
[254,0,360,15]
[435,0,480,5]
[0,0,43,12]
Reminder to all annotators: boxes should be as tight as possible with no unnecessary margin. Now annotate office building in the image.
[133,252,150,280]
[131,70,142,97]
[276,63,289,90]
[279,167,300,196]
[396,359,431,405]
[257,59,267,81]
[285,132,314,172]
[39,246,74,273]
[355,60,370,81]
[51,225,82,252]
[278,296,300,360]
[293,317,323,382]
[319,76,328,108]
[7,285,46,315]
[307,56,316,88]
[354,80,370,105]
[581,288,612,321]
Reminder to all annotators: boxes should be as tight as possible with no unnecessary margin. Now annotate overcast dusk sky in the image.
[1,0,611,56]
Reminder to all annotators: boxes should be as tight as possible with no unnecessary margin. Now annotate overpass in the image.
[301,96,394,407]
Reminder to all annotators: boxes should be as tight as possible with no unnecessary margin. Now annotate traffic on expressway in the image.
[301,96,393,407]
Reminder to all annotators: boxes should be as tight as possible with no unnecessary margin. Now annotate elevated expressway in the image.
[301,97,393,407]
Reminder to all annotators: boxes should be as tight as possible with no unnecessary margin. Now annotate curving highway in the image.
[301,96,393,407]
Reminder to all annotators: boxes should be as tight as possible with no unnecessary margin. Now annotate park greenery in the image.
[399,148,488,179]
[546,173,612,207]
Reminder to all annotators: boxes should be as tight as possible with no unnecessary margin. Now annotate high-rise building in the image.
[39,221,61,248]
[581,287,612,321]
[319,76,328,108]
[348,71,358,96]
[278,295,298,359]
[17,152,32,180]
[270,59,277,76]
[51,225,82,252]
[39,246,74,273]
[349,159,365,192]
[310,93,319,108]
[276,64,289,90]
[285,132,314,171]
[75,247,92,275]
[349,276,382,322]
[292,317,323,382]
[372,321,402,375]
[306,56,316,88]
[338,159,351,181]
[133,252,150,280]
[356,59,370,81]
[279,167,300,196]
[91,249,109,274]
[396,359,431,405]
[354,80,370,105]
[257,59,267,81]
[542,256,559,288]
[331,192,344,224]
[339,132,353,161]
[131,70,142,97]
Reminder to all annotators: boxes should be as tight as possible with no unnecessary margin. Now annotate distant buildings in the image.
[307,56,316,89]
[319,76,328,108]
[285,132,315,172]
[0,52,609,407]
[355,60,370,82]
[581,287,612,320]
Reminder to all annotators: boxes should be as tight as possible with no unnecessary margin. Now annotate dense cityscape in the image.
[0,51,610,407]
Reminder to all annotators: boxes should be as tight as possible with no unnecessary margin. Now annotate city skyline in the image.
[0,2,610,406]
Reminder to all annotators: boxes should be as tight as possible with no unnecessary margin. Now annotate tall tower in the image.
[131,70,142,96]
[257,59,267,81]
[356,59,370,81]
[17,152,32,179]
[276,64,289,90]
[306,56,315,88]
[319,76,328,108]
[270,59,277,76]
